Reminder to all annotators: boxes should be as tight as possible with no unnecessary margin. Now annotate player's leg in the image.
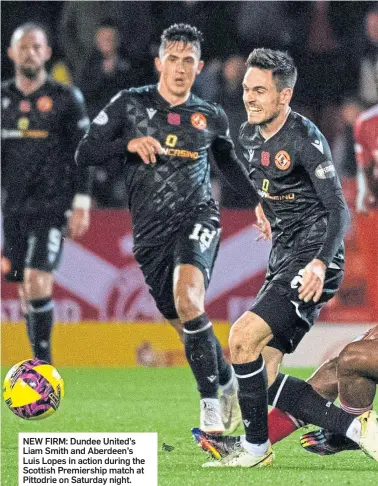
[203,309,275,468]
[266,357,339,447]
[173,263,224,432]
[203,265,378,465]
[307,357,339,401]
[174,210,239,433]
[301,332,378,455]
[18,284,35,355]
[338,339,378,414]
[22,220,64,363]
[23,269,55,362]
[2,215,34,355]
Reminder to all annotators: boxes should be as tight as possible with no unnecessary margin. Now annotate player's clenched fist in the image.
[127,136,163,165]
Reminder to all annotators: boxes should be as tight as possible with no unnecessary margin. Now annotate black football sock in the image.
[24,312,35,356]
[233,355,268,444]
[214,337,232,387]
[268,373,355,437]
[28,297,54,363]
[183,313,219,399]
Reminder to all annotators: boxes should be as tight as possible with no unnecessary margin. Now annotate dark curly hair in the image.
[246,48,297,91]
[159,24,203,58]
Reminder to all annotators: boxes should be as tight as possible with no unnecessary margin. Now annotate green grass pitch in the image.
[2,366,378,485]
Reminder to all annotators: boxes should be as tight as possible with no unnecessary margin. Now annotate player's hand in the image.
[68,208,90,240]
[356,188,375,215]
[127,136,163,165]
[253,204,272,241]
[298,259,327,303]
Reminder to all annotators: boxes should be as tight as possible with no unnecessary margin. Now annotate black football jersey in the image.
[76,85,238,246]
[239,110,347,267]
[1,78,90,216]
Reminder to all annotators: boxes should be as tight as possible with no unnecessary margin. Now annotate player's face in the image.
[242,67,290,126]
[8,30,51,79]
[155,41,204,99]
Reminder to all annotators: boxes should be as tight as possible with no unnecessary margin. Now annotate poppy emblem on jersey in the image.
[261,151,270,167]
[191,113,207,130]
[168,113,181,125]
[2,97,11,109]
[274,150,291,170]
[19,100,31,113]
[36,96,53,112]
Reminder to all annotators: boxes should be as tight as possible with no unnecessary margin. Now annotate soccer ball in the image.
[3,359,64,420]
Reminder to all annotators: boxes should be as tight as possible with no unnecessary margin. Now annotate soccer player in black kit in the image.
[196,49,378,467]
[76,24,268,433]
[1,24,91,363]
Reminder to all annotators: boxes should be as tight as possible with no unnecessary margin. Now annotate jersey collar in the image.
[259,107,292,143]
[152,84,194,109]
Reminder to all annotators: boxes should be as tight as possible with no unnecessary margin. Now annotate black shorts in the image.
[250,244,344,354]
[2,214,65,283]
[134,205,221,320]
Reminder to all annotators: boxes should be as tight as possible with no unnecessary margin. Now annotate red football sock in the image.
[268,407,299,444]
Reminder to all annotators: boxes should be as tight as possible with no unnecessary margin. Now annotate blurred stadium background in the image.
[2,0,378,369]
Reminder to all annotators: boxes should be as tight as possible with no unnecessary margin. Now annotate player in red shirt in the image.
[193,324,378,457]
[354,104,378,213]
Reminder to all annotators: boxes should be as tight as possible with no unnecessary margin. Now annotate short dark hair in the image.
[159,24,203,58]
[246,48,297,91]
[11,22,50,46]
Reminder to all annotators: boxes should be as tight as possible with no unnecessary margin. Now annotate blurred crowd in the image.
[2,1,377,209]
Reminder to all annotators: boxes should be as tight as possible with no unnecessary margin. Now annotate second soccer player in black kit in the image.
[2,23,91,364]
[198,49,378,468]
[76,24,266,433]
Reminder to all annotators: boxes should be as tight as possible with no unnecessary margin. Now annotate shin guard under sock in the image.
[183,313,218,399]
[28,297,54,363]
[233,355,268,444]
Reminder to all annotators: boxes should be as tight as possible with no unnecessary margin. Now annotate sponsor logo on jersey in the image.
[315,161,336,179]
[93,111,109,125]
[161,147,198,160]
[1,129,48,139]
[36,96,53,112]
[311,139,324,154]
[257,189,295,201]
[191,112,207,130]
[274,150,291,170]
[146,107,157,120]
[261,151,270,166]
[19,100,31,113]
[17,117,29,130]
[168,112,181,125]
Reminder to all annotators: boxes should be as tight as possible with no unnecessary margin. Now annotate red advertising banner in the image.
[2,210,377,323]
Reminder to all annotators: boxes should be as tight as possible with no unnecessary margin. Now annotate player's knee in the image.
[175,287,203,322]
[23,269,53,299]
[229,314,263,358]
[338,342,367,375]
